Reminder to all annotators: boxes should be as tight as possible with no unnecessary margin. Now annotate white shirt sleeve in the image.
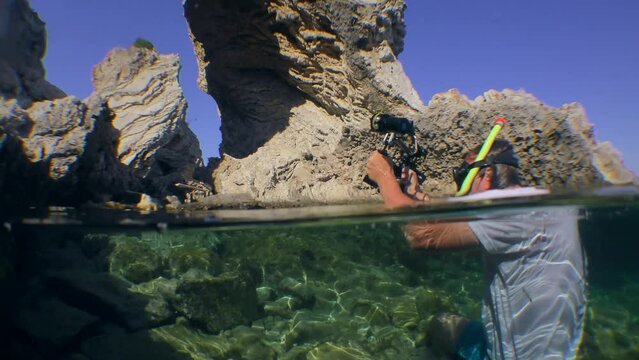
[469,217,540,254]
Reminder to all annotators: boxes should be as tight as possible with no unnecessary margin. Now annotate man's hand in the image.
[366,150,395,185]
[402,168,430,202]
[366,151,416,208]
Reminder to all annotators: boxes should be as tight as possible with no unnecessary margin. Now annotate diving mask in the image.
[452,146,520,191]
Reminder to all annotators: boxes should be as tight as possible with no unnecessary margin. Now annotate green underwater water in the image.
[1,191,639,359]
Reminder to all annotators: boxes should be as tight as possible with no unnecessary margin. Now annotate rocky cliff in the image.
[0,0,65,106]
[185,0,422,203]
[0,0,204,212]
[1,0,635,212]
[416,89,637,194]
[0,95,137,212]
[185,0,636,204]
[0,0,135,211]
[91,47,204,196]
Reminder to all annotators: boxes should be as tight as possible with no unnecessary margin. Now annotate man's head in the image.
[454,139,521,194]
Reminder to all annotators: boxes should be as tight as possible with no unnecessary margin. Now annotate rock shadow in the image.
[0,131,52,217]
[0,101,138,219]
[0,223,267,360]
[0,226,190,360]
[580,206,639,288]
[184,0,307,158]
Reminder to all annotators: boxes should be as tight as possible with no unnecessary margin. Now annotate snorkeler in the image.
[365,123,587,360]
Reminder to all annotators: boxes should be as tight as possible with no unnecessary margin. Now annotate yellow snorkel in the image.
[455,118,507,196]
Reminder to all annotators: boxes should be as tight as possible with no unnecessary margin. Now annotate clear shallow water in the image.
[1,188,638,359]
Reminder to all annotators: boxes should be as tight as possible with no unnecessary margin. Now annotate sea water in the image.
[1,188,638,360]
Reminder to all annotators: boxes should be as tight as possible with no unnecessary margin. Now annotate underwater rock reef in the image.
[0,224,483,359]
[3,208,639,359]
[185,0,637,203]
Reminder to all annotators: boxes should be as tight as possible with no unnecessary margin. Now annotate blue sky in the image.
[31,0,638,175]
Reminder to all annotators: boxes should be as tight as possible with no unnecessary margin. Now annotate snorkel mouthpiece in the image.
[454,118,507,197]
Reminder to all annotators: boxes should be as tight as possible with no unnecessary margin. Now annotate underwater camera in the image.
[370,113,415,135]
[369,113,419,158]
[365,113,423,188]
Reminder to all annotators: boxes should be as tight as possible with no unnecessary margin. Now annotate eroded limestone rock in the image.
[414,89,637,194]
[92,46,204,196]
[185,0,422,204]
[184,0,637,204]
[1,3,206,208]
[0,96,136,208]
[0,0,137,208]
[0,0,65,106]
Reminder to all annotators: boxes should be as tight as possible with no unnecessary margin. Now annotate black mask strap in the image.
[468,147,519,170]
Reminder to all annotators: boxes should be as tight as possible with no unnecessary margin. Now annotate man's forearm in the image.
[404,222,480,249]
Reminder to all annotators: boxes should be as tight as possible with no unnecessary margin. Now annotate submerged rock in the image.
[12,297,99,348]
[256,286,277,304]
[80,326,190,360]
[167,242,223,277]
[44,271,151,331]
[0,220,15,284]
[388,295,420,330]
[151,324,281,360]
[151,324,232,359]
[109,238,163,284]
[283,320,347,350]
[279,277,316,309]
[306,342,376,360]
[225,326,279,360]
[264,296,303,318]
[129,277,178,326]
[351,300,391,326]
[173,270,259,334]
